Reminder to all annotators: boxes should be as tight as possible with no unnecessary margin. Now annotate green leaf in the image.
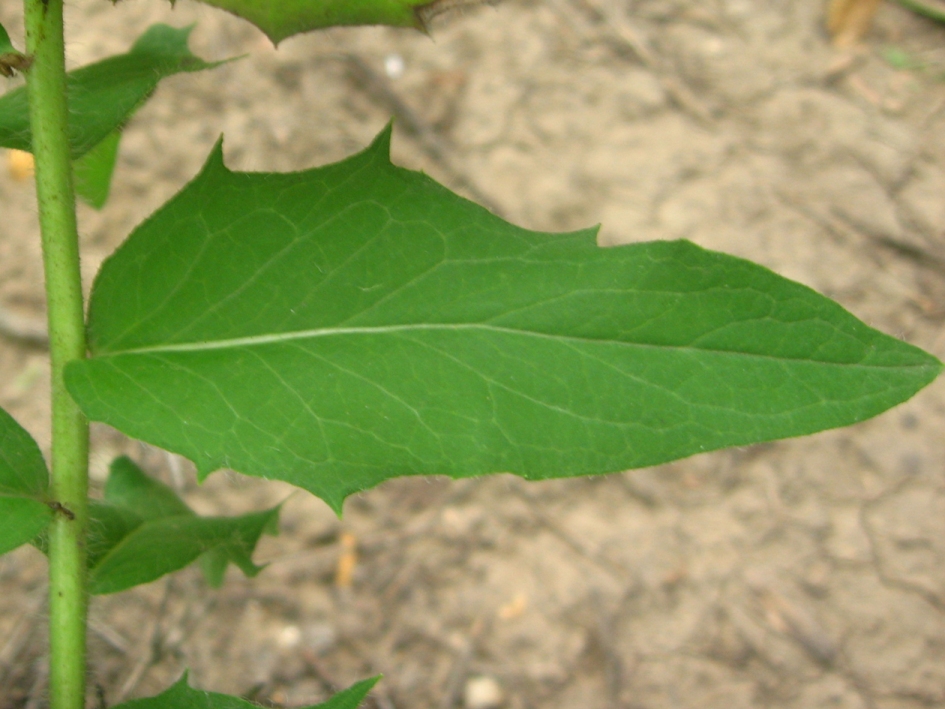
[0,23,14,54]
[89,508,278,594]
[84,499,143,570]
[113,673,379,709]
[0,21,30,78]
[0,497,53,556]
[0,24,227,160]
[181,0,437,44]
[0,406,51,555]
[0,406,48,498]
[0,406,52,555]
[81,456,279,595]
[74,130,121,209]
[104,455,192,520]
[893,0,945,25]
[65,126,943,514]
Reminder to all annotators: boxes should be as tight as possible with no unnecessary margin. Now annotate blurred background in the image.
[1,0,944,707]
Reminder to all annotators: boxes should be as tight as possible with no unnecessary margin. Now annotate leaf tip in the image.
[194,459,215,483]
[200,136,230,178]
[326,495,346,518]
[175,23,198,43]
[416,1,499,33]
[369,122,395,162]
[324,676,382,709]
[412,7,433,35]
[267,503,284,535]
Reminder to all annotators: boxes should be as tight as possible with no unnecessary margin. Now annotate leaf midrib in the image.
[92,321,912,369]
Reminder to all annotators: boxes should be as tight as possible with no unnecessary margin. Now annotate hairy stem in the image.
[24,1,90,707]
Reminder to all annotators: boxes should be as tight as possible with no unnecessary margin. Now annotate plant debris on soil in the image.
[1,1,945,707]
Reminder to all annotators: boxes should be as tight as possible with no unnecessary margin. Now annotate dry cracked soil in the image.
[1,0,945,708]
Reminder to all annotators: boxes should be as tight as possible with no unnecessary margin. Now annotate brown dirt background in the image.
[2,0,945,707]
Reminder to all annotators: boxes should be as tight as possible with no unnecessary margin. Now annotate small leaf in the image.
[181,0,438,43]
[84,500,143,569]
[0,22,31,78]
[65,126,942,513]
[0,406,51,555]
[89,508,278,594]
[0,23,228,159]
[74,131,121,209]
[0,497,53,556]
[0,22,16,55]
[0,406,48,498]
[81,456,279,595]
[893,0,945,25]
[104,455,191,520]
[198,546,233,588]
[112,673,379,708]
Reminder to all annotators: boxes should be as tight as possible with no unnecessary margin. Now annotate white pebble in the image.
[384,53,405,79]
[277,625,301,648]
[464,676,503,709]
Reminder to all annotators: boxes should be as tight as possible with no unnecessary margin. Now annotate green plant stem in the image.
[894,0,945,24]
[24,1,90,708]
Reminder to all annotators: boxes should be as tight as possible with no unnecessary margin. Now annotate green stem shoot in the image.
[24,1,90,707]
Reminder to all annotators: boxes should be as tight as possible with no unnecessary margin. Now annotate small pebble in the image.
[384,53,405,79]
[464,675,503,709]
[278,624,301,648]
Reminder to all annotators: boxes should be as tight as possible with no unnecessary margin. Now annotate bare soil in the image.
[1,1,945,708]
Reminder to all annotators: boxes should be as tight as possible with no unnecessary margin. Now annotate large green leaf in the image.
[0,24,226,207]
[0,406,52,555]
[81,457,279,595]
[65,126,942,513]
[113,674,378,709]
[178,0,439,44]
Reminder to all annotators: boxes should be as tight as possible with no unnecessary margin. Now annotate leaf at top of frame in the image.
[178,0,470,44]
[112,673,379,709]
[0,406,51,556]
[65,125,942,515]
[0,23,229,160]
